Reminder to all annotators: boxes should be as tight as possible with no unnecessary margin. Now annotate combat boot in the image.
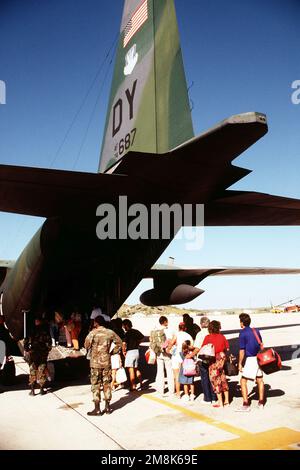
[103,401,112,414]
[87,401,101,416]
[29,384,35,396]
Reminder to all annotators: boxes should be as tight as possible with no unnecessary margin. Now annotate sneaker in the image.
[212,402,222,408]
[157,392,169,398]
[235,404,251,412]
[200,399,212,405]
[181,394,190,402]
[190,394,196,401]
[257,401,264,410]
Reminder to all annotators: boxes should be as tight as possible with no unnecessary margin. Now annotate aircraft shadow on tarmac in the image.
[223,323,300,336]
[227,337,300,361]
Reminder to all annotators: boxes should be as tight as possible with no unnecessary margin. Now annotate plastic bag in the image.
[145,348,156,365]
[116,367,127,384]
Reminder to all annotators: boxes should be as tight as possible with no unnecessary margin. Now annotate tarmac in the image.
[1,312,300,450]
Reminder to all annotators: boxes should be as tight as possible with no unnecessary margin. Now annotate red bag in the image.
[252,328,282,375]
[145,348,156,365]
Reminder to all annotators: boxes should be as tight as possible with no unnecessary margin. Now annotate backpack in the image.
[150,329,166,355]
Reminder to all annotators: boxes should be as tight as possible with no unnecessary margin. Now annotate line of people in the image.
[151,313,265,411]
[22,309,265,415]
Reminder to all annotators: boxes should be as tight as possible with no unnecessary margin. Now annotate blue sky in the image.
[0,0,300,309]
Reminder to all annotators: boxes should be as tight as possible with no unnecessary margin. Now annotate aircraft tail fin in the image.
[99,0,194,172]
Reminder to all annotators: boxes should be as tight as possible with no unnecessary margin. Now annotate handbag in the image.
[145,348,156,365]
[252,328,282,375]
[198,343,215,365]
[224,354,239,376]
[182,357,197,376]
[116,367,127,384]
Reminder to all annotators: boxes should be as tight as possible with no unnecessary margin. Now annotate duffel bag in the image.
[252,328,282,375]
[257,348,282,374]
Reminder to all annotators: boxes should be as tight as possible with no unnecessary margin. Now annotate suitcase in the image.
[257,348,282,375]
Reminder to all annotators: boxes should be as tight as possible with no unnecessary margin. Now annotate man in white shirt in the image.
[153,316,175,397]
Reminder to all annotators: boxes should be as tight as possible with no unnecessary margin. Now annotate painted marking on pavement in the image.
[143,395,300,450]
[196,428,300,450]
[144,395,249,437]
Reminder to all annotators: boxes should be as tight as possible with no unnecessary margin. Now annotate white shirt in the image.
[163,326,175,341]
[194,328,209,349]
[90,308,110,322]
[174,331,193,357]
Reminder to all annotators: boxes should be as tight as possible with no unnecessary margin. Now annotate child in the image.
[179,341,196,402]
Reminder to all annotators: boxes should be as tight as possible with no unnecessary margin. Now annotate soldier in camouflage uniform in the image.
[24,318,52,396]
[84,315,122,416]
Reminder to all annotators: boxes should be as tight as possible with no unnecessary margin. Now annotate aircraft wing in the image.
[0,260,15,269]
[139,263,300,306]
[149,264,300,284]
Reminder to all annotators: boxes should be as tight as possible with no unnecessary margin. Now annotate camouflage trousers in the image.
[90,367,112,403]
[29,362,48,387]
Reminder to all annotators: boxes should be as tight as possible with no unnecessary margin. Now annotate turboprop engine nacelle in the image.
[140,284,204,307]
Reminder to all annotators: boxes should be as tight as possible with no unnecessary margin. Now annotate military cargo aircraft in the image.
[1,0,300,342]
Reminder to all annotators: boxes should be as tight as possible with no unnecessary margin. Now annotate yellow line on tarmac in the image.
[143,395,300,450]
[143,395,250,438]
[195,428,300,450]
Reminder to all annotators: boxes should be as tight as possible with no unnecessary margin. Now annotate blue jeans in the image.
[200,363,217,402]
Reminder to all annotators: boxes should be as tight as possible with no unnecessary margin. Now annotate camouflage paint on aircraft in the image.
[99,0,194,172]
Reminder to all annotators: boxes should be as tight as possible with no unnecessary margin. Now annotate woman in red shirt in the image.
[201,320,230,407]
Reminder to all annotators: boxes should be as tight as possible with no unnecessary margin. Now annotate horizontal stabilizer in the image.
[205,190,300,226]
[0,164,143,217]
[114,112,268,196]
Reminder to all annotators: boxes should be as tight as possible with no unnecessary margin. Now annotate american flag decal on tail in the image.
[123,0,148,48]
